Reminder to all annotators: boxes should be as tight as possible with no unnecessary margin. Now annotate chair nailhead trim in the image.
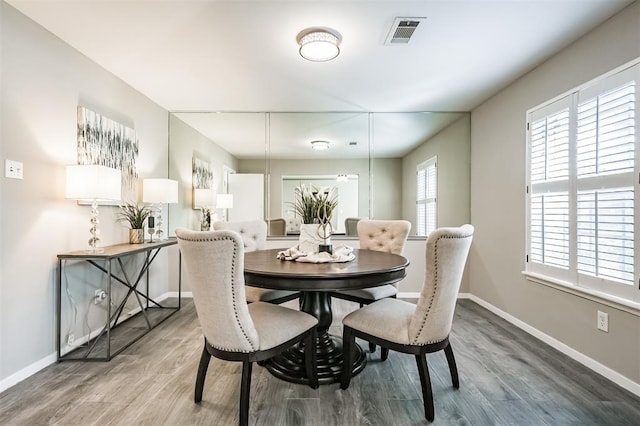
[178,233,258,352]
[412,232,472,345]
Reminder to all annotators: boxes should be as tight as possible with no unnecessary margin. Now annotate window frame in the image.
[525,61,640,305]
[416,156,437,236]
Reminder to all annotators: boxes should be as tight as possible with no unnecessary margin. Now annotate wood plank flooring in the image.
[1,298,640,425]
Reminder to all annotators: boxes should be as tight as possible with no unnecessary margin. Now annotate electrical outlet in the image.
[4,159,23,179]
[67,334,75,345]
[597,310,609,332]
[94,289,107,304]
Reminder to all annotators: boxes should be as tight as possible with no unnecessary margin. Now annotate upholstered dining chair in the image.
[344,217,361,236]
[176,228,318,426]
[267,218,286,236]
[213,220,300,304]
[340,225,474,422]
[331,219,411,354]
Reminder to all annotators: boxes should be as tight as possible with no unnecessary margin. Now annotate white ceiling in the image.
[7,0,633,113]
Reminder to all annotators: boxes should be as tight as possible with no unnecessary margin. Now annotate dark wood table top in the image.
[244,248,409,291]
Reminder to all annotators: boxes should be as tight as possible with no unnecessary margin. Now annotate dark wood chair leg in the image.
[381,347,389,361]
[415,353,434,422]
[340,327,354,390]
[239,361,253,426]
[194,344,211,403]
[444,341,459,388]
[305,327,318,389]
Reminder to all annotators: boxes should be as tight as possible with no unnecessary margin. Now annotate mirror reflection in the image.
[168,111,470,237]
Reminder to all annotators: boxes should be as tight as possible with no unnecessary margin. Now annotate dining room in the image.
[2,0,640,424]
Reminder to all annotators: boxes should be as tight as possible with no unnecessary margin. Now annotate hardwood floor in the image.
[1,298,640,425]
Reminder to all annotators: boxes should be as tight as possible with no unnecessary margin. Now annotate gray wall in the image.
[1,4,169,385]
[470,1,640,386]
[401,115,471,234]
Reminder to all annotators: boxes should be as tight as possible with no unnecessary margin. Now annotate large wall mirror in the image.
[168,111,470,237]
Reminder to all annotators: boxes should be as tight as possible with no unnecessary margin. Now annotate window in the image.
[526,63,639,303]
[417,157,437,236]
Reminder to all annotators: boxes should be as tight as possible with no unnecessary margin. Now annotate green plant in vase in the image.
[290,185,338,253]
[118,201,152,244]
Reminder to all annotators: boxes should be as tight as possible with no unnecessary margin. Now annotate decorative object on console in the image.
[117,201,152,244]
[66,165,122,252]
[77,106,138,200]
[143,178,178,240]
[290,185,337,253]
[193,188,215,231]
[192,156,214,230]
[296,27,342,62]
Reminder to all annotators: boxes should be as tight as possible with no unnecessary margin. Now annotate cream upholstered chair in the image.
[213,220,299,304]
[267,218,286,236]
[176,228,318,426]
[340,225,474,422]
[344,217,361,236]
[331,219,410,353]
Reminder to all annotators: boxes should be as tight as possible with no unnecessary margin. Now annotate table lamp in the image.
[193,188,215,230]
[143,178,178,240]
[216,193,233,222]
[66,165,122,252]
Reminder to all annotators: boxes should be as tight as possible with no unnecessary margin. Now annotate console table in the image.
[56,239,180,361]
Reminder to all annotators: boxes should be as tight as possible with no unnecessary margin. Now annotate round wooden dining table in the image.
[244,248,409,385]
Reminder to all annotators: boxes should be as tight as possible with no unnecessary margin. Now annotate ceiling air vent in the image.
[385,17,426,45]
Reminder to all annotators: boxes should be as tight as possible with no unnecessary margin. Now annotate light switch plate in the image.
[5,159,23,179]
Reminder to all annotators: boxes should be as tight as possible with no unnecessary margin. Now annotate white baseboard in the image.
[0,352,56,394]
[466,294,640,397]
[164,291,192,298]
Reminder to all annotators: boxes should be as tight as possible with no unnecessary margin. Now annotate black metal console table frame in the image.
[56,239,181,361]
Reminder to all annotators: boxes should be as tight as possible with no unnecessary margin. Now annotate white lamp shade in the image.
[143,178,178,204]
[66,165,121,201]
[216,193,234,209]
[193,188,215,208]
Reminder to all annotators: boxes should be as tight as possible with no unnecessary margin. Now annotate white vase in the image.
[299,224,331,254]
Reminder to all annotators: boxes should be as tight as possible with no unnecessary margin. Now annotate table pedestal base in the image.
[265,331,366,385]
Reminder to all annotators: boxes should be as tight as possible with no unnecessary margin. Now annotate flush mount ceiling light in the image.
[296,27,342,62]
[311,140,330,150]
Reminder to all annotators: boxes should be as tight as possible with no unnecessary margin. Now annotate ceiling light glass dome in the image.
[297,27,342,62]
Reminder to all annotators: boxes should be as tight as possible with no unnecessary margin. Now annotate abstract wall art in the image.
[192,155,214,190]
[77,106,139,200]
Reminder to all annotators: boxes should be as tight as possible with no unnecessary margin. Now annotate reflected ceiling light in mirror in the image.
[311,140,330,150]
[297,27,341,62]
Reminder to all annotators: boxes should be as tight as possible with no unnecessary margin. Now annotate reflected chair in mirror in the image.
[213,220,300,304]
[344,217,361,236]
[340,225,474,422]
[330,219,411,354]
[286,217,302,234]
[268,218,286,236]
[176,229,318,426]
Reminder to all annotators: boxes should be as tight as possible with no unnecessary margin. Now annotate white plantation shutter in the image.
[528,97,571,275]
[576,188,634,283]
[575,79,636,287]
[526,63,638,301]
[529,192,569,268]
[530,109,570,183]
[417,157,437,236]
